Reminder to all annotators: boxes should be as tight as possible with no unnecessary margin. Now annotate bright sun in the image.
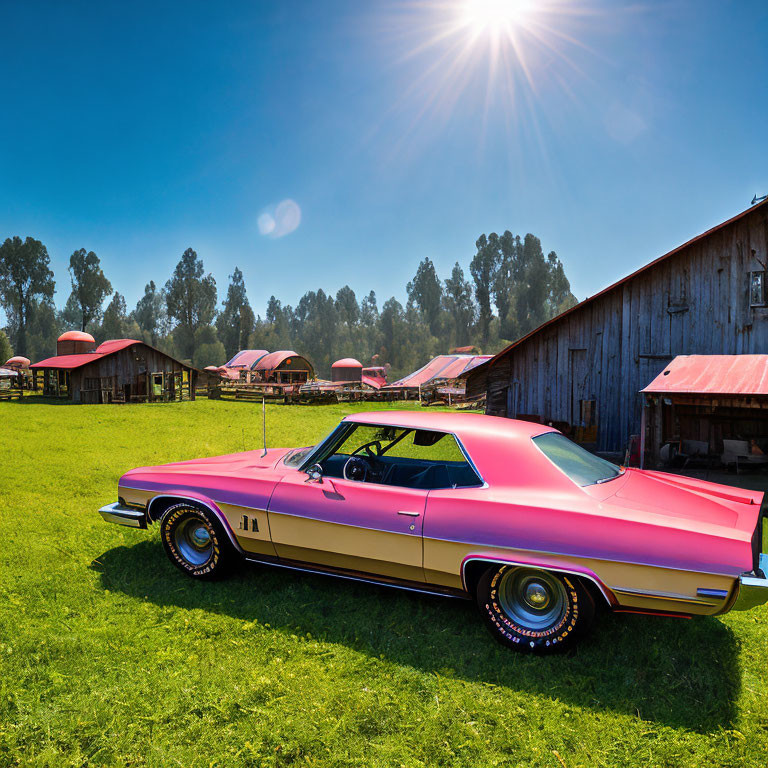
[460,0,534,36]
[381,0,594,147]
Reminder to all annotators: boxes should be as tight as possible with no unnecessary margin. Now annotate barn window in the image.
[749,271,766,306]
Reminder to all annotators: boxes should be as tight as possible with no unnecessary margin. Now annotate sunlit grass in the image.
[1,397,766,766]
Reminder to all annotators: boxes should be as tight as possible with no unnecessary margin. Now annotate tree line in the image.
[0,232,576,379]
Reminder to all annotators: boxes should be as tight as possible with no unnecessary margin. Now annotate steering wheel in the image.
[343,455,372,482]
[351,440,383,459]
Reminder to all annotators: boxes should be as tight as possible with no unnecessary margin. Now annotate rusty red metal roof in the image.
[94,339,141,354]
[225,349,269,368]
[385,355,492,389]
[31,353,103,369]
[254,350,312,371]
[31,339,205,378]
[361,375,384,390]
[642,355,768,396]
[465,198,768,379]
[32,339,167,371]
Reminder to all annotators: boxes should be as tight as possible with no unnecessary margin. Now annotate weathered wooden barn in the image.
[465,199,768,453]
[31,335,203,403]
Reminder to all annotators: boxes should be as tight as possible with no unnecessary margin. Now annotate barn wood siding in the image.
[70,344,194,403]
[468,204,768,452]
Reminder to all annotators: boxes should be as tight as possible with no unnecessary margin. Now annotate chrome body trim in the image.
[243,556,469,600]
[732,570,768,611]
[696,588,729,599]
[98,502,147,529]
[460,556,615,607]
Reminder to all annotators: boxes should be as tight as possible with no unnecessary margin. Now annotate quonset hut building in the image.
[464,199,768,453]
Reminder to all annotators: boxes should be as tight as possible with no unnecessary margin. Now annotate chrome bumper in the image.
[732,553,768,611]
[98,502,147,529]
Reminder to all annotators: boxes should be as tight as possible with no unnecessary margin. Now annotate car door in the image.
[267,471,427,583]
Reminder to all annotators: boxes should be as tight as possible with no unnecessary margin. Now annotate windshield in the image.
[532,432,623,486]
[283,446,314,468]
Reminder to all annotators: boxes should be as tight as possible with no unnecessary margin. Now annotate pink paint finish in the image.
[115,411,762,591]
[121,448,291,511]
[269,472,426,535]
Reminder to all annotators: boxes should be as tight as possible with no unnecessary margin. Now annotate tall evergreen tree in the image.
[216,267,252,359]
[0,236,55,355]
[443,263,476,347]
[100,292,128,341]
[132,280,165,345]
[67,248,112,332]
[407,257,443,338]
[469,234,499,346]
[164,248,217,359]
[0,328,12,363]
[335,285,359,327]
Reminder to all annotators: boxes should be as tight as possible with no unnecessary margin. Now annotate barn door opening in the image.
[569,349,588,427]
[151,372,163,401]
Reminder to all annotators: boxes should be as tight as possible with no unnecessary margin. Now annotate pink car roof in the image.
[342,410,557,487]
[345,410,550,438]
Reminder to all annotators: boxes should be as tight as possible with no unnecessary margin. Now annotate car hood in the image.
[122,447,292,481]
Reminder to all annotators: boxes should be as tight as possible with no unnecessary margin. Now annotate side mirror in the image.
[305,464,324,484]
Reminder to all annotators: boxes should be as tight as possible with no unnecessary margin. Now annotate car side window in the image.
[384,430,482,489]
[320,424,482,489]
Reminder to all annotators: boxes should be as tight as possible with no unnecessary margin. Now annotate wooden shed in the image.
[641,354,768,467]
[465,198,768,453]
[30,338,202,403]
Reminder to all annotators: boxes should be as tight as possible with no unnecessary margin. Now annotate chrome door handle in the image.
[397,510,420,517]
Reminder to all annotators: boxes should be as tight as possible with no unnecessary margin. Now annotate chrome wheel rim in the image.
[497,568,567,630]
[174,517,213,566]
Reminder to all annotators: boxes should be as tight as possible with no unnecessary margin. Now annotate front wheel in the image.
[160,503,237,580]
[477,565,594,653]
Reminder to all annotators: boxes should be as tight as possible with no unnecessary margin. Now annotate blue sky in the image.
[1,0,766,324]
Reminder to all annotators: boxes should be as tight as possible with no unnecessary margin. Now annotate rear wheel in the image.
[476,565,594,653]
[160,503,237,580]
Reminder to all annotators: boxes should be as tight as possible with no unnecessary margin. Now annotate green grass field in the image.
[1,398,767,767]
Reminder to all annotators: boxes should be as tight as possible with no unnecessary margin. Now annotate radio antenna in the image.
[261,394,267,457]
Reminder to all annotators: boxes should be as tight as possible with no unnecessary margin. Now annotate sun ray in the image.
[378,0,606,153]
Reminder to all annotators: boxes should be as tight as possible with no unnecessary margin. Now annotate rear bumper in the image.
[732,553,768,611]
[98,502,147,529]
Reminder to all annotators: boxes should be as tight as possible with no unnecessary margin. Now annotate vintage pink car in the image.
[99,411,768,653]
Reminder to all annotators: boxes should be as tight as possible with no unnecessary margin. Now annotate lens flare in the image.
[257,199,301,239]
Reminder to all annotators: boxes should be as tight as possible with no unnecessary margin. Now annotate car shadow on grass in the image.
[92,540,741,733]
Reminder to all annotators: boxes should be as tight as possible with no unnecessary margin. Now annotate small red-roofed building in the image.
[30,333,207,403]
